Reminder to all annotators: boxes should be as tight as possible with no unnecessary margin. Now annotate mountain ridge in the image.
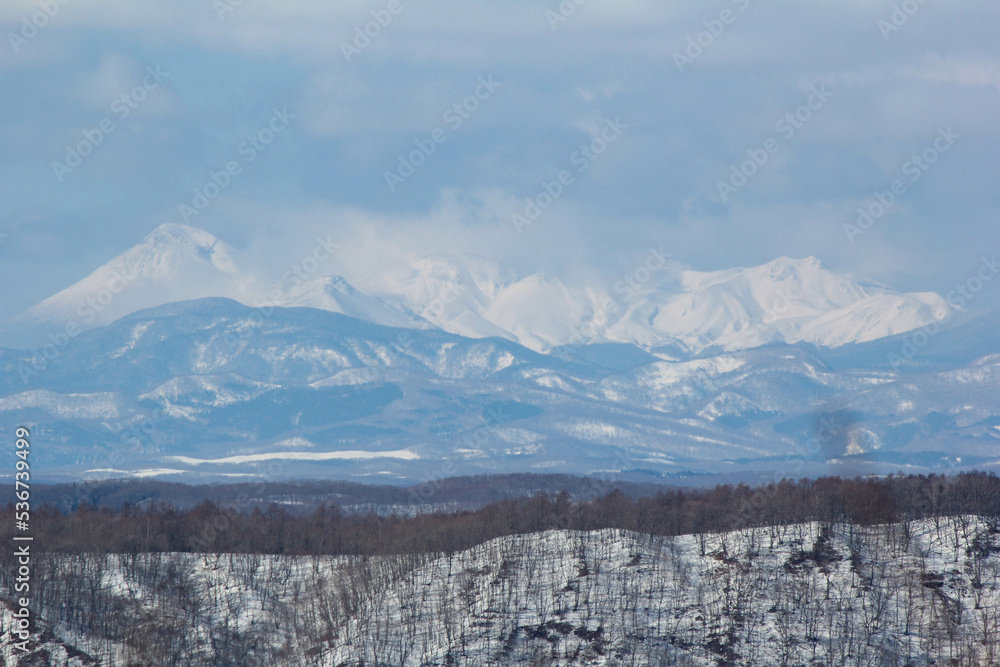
[10,223,957,355]
[3,296,998,484]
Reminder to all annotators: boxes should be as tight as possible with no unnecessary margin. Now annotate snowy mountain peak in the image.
[126,223,240,279]
[275,273,430,329]
[770,254,820,267]
[660,257,950,351]
[11,224,956,355]
[147,222,221,247]
[17,224,246,328]
[758,255,823,280]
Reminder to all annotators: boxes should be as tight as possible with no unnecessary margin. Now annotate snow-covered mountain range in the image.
[4,223,996,484]
[11,223,952,355]
[3,296,999,483]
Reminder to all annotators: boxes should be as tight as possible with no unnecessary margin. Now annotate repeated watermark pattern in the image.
[878,0,932,41]
[546,0,587,31]
[887,254,999,367]
[213,0,246,21]
[179,107,294,223]
[220,234,338,354]
[385,75,502,192]
[340,0,412,63]
[7,0,72,53]
[845,126,959,244]
[556,243,671,357]
[716,83,833,202]
[511,116,627,234]
[52,65,170,182]
[673,0,752,73]
[17,265,140,385]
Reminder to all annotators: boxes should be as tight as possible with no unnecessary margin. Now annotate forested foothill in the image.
[8,472,999,557]
[2,472,999,665]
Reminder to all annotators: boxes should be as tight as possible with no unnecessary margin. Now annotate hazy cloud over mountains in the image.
[2,1,998,320]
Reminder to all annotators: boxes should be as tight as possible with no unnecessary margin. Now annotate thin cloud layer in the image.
[2,1,998,322]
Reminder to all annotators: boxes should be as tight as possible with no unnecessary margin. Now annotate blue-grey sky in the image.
[1,0,998,319]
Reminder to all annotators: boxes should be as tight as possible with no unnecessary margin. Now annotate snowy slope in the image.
[386,254,954,353]
[484,272,605,351]
[14,223,428,332]
[279,274,429,330]
[2,298,998,483]
[5,517,998,666]
[17,223,250,328]
[639,257,951,352]
[389,254,518,341]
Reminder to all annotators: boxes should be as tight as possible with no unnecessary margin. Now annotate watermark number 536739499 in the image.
[11,426,33,653]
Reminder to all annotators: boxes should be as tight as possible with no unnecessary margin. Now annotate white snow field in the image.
[14,223,953,355]
[2,516,998,665]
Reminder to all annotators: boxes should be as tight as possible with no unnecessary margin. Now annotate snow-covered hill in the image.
[16,224,250,328]
[663,257,951,350]
[3,298,999,483]
[14,224,425,332]
[338,253,954,354]
[4,517,998,665]
[10,224,955,354]
[279,274,428,330]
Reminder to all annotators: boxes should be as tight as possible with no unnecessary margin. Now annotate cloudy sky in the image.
[1,0,998,320]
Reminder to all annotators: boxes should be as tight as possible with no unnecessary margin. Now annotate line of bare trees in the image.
[7,517,999,665]
[4,472,999,557]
